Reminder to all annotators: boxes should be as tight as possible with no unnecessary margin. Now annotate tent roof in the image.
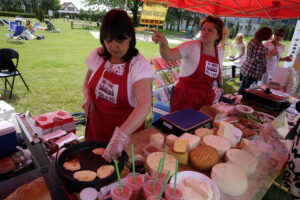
[162,0,300,20]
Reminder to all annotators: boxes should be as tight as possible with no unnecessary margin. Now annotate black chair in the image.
[0,48,29,99]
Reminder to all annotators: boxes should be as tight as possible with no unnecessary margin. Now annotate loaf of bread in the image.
[189,145,220,172]
[5,177,51,200]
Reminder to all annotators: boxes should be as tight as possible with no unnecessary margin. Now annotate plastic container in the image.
[143,179,163,198]
[79,187,98,200]
[0,121,16,157]
[164,184,184,200]
[125,173,145,200]
[143,144,160,158]
[0,100,15,120]
[110,184,132,200]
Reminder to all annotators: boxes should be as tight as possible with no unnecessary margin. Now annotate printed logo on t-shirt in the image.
[205,61,219,78]
[95,77,119,104]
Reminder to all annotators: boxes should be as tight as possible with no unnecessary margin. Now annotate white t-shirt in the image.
[232,41,246,67]
[264,41,285,72]
[176,40,224,77]
[86,48,154,107]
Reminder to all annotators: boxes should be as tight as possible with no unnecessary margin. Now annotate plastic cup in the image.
[164,184,184,200]
[143,179,163,198]
[125,173,145,200]
[79,187,98,200]
[110,184,132,200]
[146,195,166,200]
[151,171,167,184]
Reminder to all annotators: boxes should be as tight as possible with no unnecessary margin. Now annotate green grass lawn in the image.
[0,17,294,199]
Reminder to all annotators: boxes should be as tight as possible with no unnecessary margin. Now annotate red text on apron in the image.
[171,42,220,112]
[86,59,143,142]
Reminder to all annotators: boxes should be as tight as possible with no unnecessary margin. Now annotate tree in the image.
[235,21,240,36]
[83,0,142,26]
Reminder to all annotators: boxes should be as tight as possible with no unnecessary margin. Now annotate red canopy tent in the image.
[161,0,300,20]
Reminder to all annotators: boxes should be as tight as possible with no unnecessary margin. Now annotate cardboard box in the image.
[153,108,213,136]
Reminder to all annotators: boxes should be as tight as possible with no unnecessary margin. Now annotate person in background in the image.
[83,9,154,162]
[260,28,293,85]
[229,33,246,80]
[237,27,273,95]
[152,15,224,112]
[25,20,34,34]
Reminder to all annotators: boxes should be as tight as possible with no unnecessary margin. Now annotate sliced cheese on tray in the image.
[179,133,200,151]
[150,133,164,148]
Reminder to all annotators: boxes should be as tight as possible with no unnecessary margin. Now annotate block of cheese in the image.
[194,128,214,139]
[217,121,234,138]
[171,151,188,165]
[145,152,176,176]
[203,135,230,157]
[179,133,200,151]
[211,163,248,196]
[150,133,165,148]
[166,134,178,146]
[225,149,258,175]
[173,139,189,153]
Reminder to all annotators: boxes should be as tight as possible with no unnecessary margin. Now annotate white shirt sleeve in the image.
[86,48,103,71]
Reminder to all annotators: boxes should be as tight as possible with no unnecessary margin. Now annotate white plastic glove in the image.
[102,127,130,162]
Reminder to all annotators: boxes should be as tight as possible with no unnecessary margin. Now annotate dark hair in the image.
[274,28,286,35]
[99,9,138,62]
[255,27,273,41]
[200,15,224,46]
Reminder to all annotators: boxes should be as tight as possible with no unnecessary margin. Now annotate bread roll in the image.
[73,170,97,182]
[97,165,115,179]
[92,148,105,156]
[5,177,51,200]
[63,158,81,171]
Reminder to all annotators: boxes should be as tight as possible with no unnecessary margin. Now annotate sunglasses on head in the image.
[275,34,284,37]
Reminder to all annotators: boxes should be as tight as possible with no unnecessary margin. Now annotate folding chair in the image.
[8,21,18,31]
[0,48,30,99]
[6,25,25,42]
[45,20,60,33]
[2,19,9,26]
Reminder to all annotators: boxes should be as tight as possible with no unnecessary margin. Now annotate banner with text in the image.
[140,0,168,26]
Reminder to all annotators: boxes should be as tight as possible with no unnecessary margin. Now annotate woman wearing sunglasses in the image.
[260,28,293,85]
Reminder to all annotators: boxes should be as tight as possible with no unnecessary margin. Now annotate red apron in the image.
[171,43,221,112]
[85,59,143,142]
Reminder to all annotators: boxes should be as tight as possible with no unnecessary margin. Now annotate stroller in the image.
[45,20,60,33]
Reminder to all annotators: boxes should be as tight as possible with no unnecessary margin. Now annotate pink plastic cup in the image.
[151,171,168,184]
[110,184,132,200]
[125,173,145,200]
[164,184,184,200]
[143,179,163,198]
[146,195,166,200]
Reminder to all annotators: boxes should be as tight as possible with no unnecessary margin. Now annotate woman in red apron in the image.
[83,9,153,162]
[152,15,224,112]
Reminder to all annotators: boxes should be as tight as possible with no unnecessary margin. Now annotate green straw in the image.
[159,145,168,177]
[157,170,170,200]
[131,144,136,183]
[173,160,178,195]
[113,159,123,195]
[152,158,163,192]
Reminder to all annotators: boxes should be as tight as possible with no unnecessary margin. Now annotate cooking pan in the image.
[56,141,127,193]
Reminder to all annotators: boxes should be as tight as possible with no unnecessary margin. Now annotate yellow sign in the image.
[140,0,168,26]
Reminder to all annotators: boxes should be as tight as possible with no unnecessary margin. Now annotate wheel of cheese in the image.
[211,163,248,196]
[225,149,258,175]
[202,135,231,157]
[145,152,176,176]
[189,145,220,172]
